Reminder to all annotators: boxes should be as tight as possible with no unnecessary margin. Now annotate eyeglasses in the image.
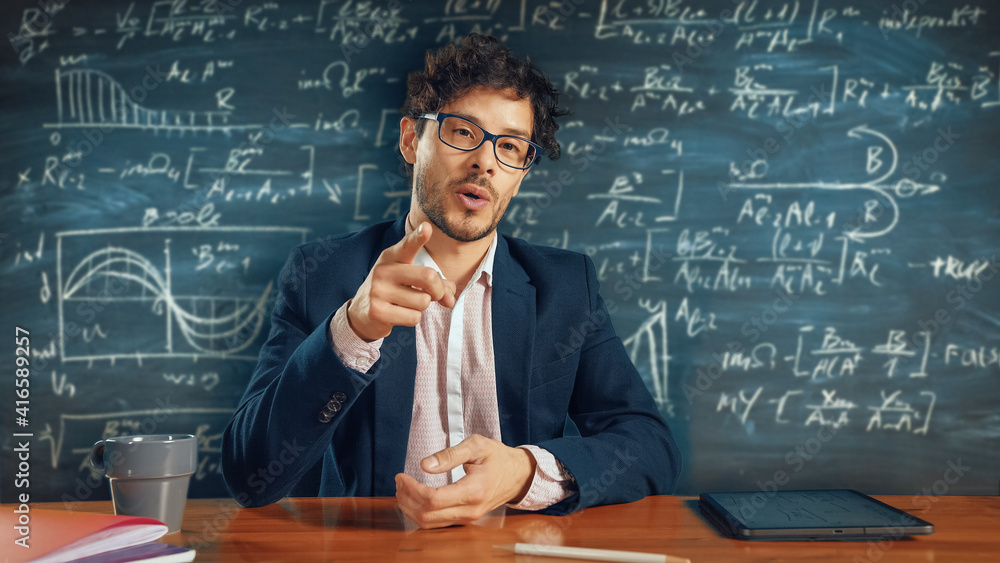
[420,112,542,170]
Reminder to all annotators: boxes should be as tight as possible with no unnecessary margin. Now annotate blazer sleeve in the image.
[535,255,682,515]
[220,245,374,507]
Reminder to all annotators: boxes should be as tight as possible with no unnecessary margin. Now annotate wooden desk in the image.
[32,496,1000,561]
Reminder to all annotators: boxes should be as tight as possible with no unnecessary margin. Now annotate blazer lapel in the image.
[372,325,417,495]
[491,236,535,446]
[372,217,416,496]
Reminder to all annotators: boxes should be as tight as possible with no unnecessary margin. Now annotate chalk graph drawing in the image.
[46,68,258,134]
[57,226,307,363]
[623,299,673,415]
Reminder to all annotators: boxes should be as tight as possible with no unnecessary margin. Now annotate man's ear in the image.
[399,117,419,164]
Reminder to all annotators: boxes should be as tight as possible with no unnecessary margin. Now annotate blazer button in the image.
[318,392,348,423]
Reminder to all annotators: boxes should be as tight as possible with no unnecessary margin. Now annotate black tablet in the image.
[699,489,934,541]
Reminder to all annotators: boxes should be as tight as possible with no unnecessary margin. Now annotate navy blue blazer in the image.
[221,218,680,514]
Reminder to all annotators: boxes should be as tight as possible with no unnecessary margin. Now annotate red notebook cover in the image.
[3,507,169,563]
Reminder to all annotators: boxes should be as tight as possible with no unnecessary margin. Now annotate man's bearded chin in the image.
[414,171,501,243]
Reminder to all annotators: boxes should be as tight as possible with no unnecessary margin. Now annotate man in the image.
[221,34,680,529]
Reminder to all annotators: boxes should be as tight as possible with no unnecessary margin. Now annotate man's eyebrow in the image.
[453,111,532,139]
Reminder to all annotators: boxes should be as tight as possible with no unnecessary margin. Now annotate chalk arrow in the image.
[894,178,940,197]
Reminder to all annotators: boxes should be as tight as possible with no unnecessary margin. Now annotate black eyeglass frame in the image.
[419,112,543,170]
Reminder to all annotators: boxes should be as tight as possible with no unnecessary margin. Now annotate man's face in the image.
[401,87,533,242]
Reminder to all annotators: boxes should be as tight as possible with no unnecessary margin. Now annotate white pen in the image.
[493,543,690,563]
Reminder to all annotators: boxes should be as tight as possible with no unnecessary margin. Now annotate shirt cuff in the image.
[329,300,383,373]
[507,445,575,511]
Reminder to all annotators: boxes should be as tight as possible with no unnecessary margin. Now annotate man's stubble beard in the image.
[413,170,507,243]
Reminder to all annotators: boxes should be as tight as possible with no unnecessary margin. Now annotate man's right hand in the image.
[345,222,457,342]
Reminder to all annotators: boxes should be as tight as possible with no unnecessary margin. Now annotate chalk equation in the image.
[716,386,936,435]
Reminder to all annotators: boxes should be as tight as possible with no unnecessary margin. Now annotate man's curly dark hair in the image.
[401,34,570,173]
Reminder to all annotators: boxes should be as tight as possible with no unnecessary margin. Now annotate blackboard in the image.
[2,0,998,505]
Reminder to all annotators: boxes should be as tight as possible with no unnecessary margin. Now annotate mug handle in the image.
[90,440,106,473]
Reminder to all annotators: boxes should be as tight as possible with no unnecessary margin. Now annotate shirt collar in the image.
[404,219,497,288]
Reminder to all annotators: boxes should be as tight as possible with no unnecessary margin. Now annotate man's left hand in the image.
[395,434,536,529]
